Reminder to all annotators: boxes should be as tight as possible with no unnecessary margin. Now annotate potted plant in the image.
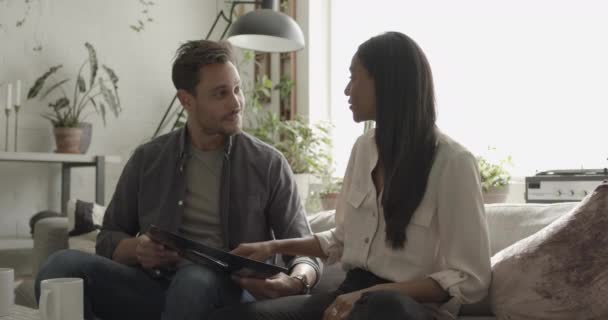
[318,176,342,210]
[245,109,333,204]
[27,42,121,153]
[478,154,512,204]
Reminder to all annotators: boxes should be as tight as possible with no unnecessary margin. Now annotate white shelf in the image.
[0,151,121,213]
[0,151,120,164]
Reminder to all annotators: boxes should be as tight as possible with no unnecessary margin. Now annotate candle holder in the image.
[13,105,20,152]
[4,108,10,152]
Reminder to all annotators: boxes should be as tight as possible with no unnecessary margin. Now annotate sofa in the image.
[23,201,579,319]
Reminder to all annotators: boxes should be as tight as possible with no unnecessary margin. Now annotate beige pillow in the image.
[490,181,608,319]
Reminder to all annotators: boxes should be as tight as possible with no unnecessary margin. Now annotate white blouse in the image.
[315,129,491,319]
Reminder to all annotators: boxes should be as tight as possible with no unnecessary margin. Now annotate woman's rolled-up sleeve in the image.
[427,151,492,305]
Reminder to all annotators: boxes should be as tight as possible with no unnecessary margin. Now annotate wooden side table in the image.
[0,304,39,319]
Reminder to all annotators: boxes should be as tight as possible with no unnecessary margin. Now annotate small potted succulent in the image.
[27,42,121,153]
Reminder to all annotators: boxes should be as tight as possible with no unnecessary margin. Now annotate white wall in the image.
[0,0,225,237]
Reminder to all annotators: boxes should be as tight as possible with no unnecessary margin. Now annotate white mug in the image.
[39,277,84,320]
[0,268,14,316]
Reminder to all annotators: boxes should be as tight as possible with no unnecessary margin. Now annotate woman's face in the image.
[344,55,376,122]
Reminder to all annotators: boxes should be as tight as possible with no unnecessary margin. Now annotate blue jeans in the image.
[35,249,252,320]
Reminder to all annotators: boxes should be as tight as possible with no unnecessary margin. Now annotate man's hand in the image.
[230,241,276,262]
[323,290,364,320]
[135,234,180,269]
[233,272,304,299]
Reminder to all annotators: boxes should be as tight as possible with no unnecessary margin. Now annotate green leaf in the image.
[39,78,69,100]
[100,66,121,114]
[102,65,119,90]
[477,154,512,191]
[130,25,141,32]
[175,118,187,129]
[262,77,273,88]
[49,97,70,111]
[27,65,63,99]
[41,113,59,125]
[89,97,99,114]
[243,51,254,62]
[99,102,107,126]
[100,80,121,118]
[77,76,86,93]
[85,42,98,87]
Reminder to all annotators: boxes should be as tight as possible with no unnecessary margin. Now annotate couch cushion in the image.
[490,182,608,319]
[309,203,577,257]
[484,202,576,255]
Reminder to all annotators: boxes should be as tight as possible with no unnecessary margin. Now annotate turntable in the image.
[525,168,608,203]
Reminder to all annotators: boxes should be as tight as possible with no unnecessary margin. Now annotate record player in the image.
[525,168,608,203]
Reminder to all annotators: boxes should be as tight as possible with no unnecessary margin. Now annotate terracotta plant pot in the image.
[54,127,83,154]
[483,184,510,204]
[320,192,339,210]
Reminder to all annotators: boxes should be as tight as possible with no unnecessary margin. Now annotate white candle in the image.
[16,80,21,106]
[6,83,12,110]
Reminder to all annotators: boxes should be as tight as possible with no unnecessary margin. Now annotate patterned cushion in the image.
[66,199,105,237]
[490,181,608,319]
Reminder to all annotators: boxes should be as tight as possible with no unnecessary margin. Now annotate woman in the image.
[211,31,491,320]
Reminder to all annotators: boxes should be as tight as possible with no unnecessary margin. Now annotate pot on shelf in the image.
[53,127,83,154]
[482,184,510,204]
[320,192,339,210]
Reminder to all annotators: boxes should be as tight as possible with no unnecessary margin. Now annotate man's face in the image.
[182,62,244,136]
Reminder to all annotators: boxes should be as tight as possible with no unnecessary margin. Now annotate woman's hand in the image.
[323,290,364,320]
[230,241,276,262]
[233,272,304,299]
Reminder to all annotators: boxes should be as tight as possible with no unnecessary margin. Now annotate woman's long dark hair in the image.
[357,32,438,249]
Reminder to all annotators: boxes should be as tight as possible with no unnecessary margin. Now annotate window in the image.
[329,0,608,177]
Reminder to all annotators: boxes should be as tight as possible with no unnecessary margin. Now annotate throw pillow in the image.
[67,199,105,236]
[490,181,608,319]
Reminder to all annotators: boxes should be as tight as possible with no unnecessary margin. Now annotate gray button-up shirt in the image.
[96,128,321,278]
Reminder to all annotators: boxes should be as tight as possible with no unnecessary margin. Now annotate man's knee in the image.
[164,264,241,320]
[351,290,431,320]
[35,250,101,301]
[38,250,91,276]
[168,265,229,297]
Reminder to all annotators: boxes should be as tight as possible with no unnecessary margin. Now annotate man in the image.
[35,40,320,320]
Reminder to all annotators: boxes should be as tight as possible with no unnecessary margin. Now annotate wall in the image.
[0,0,225,238]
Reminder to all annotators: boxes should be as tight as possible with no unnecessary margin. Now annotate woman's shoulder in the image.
[351,128,376,151]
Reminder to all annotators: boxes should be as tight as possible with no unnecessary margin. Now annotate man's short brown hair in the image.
[171,40,236,95]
